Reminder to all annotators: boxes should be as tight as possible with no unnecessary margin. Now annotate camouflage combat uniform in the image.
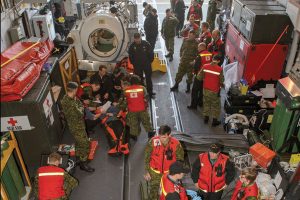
[119,86,152,137]
[144,138,184,200]
[61,95,90,162]
[161,15,179,56]
[197,67,224,119]
[175,38,198,85]
[33,170,78,199]
[206,0,218,30]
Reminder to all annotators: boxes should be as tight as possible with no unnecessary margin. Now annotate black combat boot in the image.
[185,83,191,93]
[169,54,173,62]
[170,83,179,91]
[204,116,209,124]
[212,118,221,127]
[80,161,95,173]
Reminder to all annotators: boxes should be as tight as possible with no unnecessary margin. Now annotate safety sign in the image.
[1,116,32,132]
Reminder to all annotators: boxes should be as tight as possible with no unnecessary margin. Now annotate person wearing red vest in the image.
[208,30,225,65]
[198,22,212,46]
[33,152,78,200]
[196,54,224,126]
[123,75,154,140]
[232,168,259,200]
[144,125,184,200]
[191,144,235,200]
[188,43,213,110]
[76,79,101,100]
[187,0,203,25]
[180,15,200,38]
[159,161,190,200]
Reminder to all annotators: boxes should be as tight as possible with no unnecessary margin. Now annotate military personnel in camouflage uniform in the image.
[171,30,199,93]
[144,125,184,200]
[161,8,179,61]
[61,82,95,172]
[197,55,224,127]
[206,0,218,30]
[33,153,78,199]
[119,75,154,140]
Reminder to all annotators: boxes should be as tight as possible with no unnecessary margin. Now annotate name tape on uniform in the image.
[1,116,31,132]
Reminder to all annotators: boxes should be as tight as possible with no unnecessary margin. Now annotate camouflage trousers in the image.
[164,37,175,55]
[203,89,220,119]
[175,61,194,84]
[70,125,90,162]
[149,170,163,200]
[126,111,152,136]
[207,1,217,30]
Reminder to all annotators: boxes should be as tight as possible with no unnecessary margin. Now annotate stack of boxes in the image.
[226,0,293,86]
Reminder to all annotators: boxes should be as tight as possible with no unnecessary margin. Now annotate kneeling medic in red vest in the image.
[33,152,78,200]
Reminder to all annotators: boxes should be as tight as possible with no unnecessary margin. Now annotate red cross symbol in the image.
[8,118,18,126]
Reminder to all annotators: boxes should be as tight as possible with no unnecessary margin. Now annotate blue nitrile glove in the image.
[186,189,197,198]
[186,190,202,200]
[192,196,202,200]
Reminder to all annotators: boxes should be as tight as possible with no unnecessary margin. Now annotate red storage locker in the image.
[225,22,288,86]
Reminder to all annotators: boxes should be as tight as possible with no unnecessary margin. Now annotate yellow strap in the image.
[215,185,226,192]
[200,53,212,57]
[160,178,167,196]
[1,42,40,68]
[38,172,64,177]
[203,69,220,75]
[198,185,225,193]
[150,167,168,174]
[125,88,144,93]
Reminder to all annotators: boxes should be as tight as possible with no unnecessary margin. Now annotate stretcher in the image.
[100,110,129,156]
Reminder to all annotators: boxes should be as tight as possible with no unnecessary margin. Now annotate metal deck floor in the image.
[69,1,226,199]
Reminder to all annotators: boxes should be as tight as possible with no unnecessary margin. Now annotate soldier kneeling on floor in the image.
[33,152,78,200]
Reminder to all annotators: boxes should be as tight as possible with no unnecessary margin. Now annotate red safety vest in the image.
[199,31,212,44]
[124,85,146,112]
[231,180,259,200]
[208,39,224,56]
[76,83,91,99]
[199,50,213,70]
[159,174,188,200]
[149,136,179,174]
[202,63,222,93]
[189,5,202,20]
[38,165,65,200]
[197,152,228,193]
